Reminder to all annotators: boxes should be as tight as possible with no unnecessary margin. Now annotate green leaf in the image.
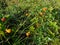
[29,26,35,32]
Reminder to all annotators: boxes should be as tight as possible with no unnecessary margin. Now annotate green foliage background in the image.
[0,0,60,45]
